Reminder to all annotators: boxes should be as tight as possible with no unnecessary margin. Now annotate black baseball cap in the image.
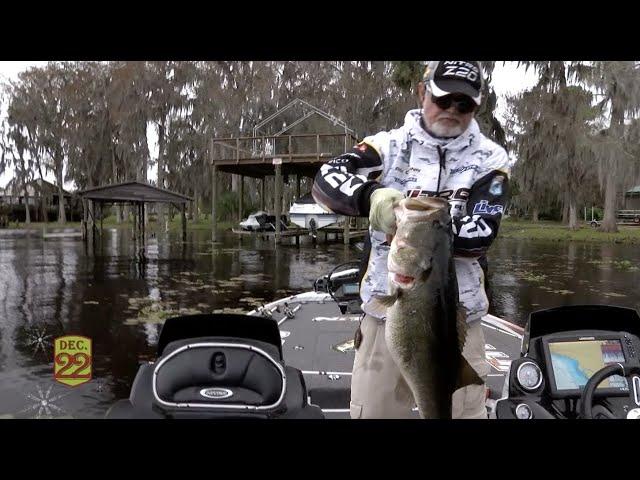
[423,61,484,105]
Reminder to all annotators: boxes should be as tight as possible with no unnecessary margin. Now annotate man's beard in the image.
[427,119,464,138]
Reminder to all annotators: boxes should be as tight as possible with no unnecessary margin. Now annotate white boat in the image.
[289,193,341,232]
[239,211,287,232]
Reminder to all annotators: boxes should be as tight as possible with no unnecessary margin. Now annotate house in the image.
[0,178,72,206]
[624,185,640,210]
[0,178,79,222]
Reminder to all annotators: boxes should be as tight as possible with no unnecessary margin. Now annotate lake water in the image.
[0,227,638,418]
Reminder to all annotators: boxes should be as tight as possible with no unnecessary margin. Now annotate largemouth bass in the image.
[369,196,483,419]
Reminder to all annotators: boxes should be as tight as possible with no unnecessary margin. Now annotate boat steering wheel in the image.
[579,362,640,419]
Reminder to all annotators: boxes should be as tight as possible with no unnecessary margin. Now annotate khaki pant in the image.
[350,314,489,419]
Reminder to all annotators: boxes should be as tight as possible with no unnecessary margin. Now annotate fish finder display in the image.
[548,339,628,391]
[342,283,360,295]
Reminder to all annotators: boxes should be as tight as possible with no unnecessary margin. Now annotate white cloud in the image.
[0,61,49,84]
[491,61,539,125]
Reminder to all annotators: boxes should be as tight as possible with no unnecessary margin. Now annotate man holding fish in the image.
[312,61,511,419]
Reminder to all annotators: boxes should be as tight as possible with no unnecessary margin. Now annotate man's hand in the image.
[369,188,404,235]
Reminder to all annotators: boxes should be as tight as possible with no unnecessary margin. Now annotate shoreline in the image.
[4,219,640,245]
[499,220,640,244]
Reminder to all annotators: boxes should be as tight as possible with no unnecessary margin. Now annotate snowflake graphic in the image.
[25,326,54,355]
[18,384,71,419]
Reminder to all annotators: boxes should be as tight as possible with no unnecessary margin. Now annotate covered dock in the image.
[77,181,193,248]
[209,99,368,245]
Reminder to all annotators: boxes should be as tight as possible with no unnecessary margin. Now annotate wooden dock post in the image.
[343,215,350,245]
[181,204,187,242]
[238,175,244,224]
[295,175,301,247]
[274,159,282,245]
[211,163,218,243]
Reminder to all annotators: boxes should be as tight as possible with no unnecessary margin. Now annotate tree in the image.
[579,62,640,232]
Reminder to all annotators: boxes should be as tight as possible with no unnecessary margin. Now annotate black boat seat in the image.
[154,337,285,408]
[105,313,324,419]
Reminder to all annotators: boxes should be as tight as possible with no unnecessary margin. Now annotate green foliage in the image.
[390,61,424,92]
[216,191,239,221]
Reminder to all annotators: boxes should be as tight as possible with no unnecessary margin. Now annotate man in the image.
[311,61,510,419]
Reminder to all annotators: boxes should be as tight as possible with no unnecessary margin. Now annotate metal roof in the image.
[77,181,192,204]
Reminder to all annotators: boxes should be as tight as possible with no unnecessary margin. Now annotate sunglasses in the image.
[431,94,477,114]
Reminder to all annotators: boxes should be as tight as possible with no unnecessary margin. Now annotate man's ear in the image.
[417,81,426,104]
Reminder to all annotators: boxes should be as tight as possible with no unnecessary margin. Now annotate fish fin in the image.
[368,292,399,318]
[419,262,433,282]
[456,357,484,389]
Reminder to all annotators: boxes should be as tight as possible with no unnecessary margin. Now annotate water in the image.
[0,229,638,418]
[0,228,354,418]
[487,239,640,325]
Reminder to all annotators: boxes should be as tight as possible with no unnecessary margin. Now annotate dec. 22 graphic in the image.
[54,336,93,387]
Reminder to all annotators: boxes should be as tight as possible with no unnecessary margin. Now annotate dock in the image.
[43,232,83,239]
[231,226,368,245]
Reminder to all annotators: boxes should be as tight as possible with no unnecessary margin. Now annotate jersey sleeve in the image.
[311,133,389,217]
[452,148,511,256]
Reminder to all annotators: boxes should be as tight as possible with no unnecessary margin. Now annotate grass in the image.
[500,218,640,244]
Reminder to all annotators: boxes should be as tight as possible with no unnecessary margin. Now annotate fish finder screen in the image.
[548,339,628,391]
[342,283,360,295]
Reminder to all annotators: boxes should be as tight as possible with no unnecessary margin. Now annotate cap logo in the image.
[442,62,479,82]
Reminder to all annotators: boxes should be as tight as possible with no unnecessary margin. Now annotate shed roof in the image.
[77,181,192,204]
[626,185,640,195]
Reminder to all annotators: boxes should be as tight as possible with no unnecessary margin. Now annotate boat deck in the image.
[249,292,523,419]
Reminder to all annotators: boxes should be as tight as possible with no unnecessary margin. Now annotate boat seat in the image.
[154,337,284,408]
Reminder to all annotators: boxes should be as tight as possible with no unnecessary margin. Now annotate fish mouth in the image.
[388,257,418,288]
[393,273,415,287]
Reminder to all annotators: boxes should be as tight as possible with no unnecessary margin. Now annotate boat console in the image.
[496,305,640,419]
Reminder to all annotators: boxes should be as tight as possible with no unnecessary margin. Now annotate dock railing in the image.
[211,133,359,165]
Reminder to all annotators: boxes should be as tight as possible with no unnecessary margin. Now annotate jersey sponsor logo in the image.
[320,164,367,197]
[453,215,493,239]
[406,166,422,174]
[450,164,480,176]
[406,188,470,201]
[392,176,417,186]
[472,200,504,216]
[330,156,355,165]
[489,175,506,196]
